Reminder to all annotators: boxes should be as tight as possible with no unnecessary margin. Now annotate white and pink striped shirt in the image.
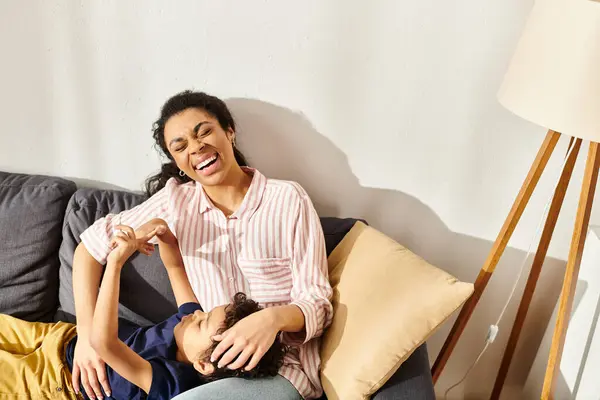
[80,168,334,399]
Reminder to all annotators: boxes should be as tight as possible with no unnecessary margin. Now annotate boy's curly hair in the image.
[201,293,287,382]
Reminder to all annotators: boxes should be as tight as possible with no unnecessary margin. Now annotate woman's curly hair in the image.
[201,293,287,382]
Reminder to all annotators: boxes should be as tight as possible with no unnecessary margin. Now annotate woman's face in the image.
[163,108,237,187]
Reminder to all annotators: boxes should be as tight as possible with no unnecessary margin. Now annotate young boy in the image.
[0,220,286,400]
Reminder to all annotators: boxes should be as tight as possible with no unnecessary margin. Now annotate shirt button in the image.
[229,277,234,282]
[56,388,62,392]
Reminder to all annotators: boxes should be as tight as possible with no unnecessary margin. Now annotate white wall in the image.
[1,1,596,398]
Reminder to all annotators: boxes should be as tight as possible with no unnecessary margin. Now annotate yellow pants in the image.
[0,314,79,399]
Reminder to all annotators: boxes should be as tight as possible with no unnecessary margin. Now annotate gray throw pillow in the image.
[0,172,76,322]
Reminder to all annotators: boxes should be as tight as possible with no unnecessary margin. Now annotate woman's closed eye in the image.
[199,128,212,138]
[172,129,210,152]
[170,139,187,152]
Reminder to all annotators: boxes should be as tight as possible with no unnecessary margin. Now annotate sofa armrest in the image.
[371,344,435,400]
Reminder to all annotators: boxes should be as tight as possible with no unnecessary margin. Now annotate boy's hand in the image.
[137,218,182,269]
[72,339,111,399]
[107,225,144,266]
[136,218,175,243]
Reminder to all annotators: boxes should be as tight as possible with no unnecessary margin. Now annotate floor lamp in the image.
[431,0,600,398]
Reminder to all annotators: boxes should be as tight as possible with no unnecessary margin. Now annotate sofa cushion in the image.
[56,188,178,326]
[319,221,474,400]
[0,171,77,322]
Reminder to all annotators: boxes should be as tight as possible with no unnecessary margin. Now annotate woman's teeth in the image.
[196,155,217,170]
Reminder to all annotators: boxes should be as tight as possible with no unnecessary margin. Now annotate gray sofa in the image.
[0,170,436,400]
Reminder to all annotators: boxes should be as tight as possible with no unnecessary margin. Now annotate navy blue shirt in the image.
[66,302,204,400]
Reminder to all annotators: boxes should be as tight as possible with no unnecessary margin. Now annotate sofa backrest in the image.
[0,171,76,322]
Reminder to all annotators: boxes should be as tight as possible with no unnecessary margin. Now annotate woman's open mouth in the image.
[195,153,221,176]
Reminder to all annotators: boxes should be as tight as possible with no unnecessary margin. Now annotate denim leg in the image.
[172,375,302,400]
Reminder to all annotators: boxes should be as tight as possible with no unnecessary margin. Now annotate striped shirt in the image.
[80,168,334,399]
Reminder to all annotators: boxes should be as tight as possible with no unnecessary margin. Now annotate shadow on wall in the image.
[226,97,569,398]
[521,278,591,400]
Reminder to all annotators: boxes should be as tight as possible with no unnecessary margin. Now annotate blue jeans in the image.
[172,375,303,400]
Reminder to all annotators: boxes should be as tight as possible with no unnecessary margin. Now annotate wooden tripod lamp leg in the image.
[432,130,561,383]
[541,141,600,399]
[490,138,582,400]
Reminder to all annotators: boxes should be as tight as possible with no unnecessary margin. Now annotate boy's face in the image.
[173,305,227,375]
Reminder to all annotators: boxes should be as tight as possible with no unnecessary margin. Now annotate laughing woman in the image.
[71,91,333,400]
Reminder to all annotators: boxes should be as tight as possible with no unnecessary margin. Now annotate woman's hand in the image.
[210,308,280,371]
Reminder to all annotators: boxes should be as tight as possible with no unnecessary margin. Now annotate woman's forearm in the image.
[269,304,305,333]
[166,267,199,306]
[156,231,199,306]
[72,243,103,340]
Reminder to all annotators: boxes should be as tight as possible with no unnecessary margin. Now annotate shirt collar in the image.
[196,167,266,220]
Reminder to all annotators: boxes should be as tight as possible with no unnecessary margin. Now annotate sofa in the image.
[0,170,436,400]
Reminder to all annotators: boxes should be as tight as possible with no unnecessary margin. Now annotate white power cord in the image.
[444,139,576,400]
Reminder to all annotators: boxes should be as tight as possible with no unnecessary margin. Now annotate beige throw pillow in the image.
[319,222,474,400]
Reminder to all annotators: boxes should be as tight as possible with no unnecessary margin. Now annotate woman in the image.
[71,91,333,400]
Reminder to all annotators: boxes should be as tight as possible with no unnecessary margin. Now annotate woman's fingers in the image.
[226,346,254,370]
[244,347,267,371]
[217,341,247,369]
[210,331,232,362]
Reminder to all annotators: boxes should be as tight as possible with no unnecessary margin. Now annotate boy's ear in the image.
[193,358,215,375]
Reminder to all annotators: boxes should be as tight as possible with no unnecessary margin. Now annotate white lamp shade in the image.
[498,0,600,142]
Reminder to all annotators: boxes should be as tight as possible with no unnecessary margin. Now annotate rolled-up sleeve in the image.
[284,188,333,345]
[80,182,171,265]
